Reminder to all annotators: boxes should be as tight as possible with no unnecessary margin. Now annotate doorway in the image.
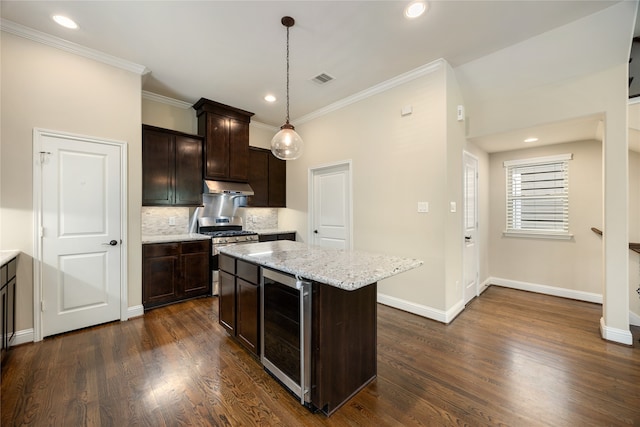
[463,151,479,305]
[309,161,353,249]
[33,129,128,340]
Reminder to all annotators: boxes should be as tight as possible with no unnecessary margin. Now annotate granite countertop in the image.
[0,250,20,267]
[252,229,297,236]
[219,240,423,291]
[142,233,211,244]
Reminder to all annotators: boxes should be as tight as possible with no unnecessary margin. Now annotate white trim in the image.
[600,317,633,345]
[478,277,491,295]
[32,128,129,341]
[503,153,573,167]
[489,276,603,303]
[502,230,574,240]
[1,19,148,75]
[308,160,354,250]
[141,91,192,109]
[629,97,640,105]
[630,310,640,327]
[295,59,444,125]
[127,305,145,319]
[377,293,464,324]
[10,328,34,346]
[251,121,279,132]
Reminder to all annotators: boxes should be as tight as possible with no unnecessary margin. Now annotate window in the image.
[504,154,572,239]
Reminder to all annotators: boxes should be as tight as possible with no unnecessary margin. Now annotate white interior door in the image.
[39,131,123,337]
[310,162,352,249]
[463,152,479,305]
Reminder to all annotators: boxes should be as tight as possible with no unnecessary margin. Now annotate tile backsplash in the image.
[240,208,278,231]
[141,206,190,235]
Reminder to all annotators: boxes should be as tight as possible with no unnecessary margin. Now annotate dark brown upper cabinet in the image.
[248,147,286,208]
[142,125,204,207]
[193,98,254,182]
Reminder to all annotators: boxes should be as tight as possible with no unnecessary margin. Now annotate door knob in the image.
[313,230,318,234]
[103,240,118,246]
[464,236,471,240]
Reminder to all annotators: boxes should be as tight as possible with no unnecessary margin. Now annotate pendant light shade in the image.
[271,16,303,161]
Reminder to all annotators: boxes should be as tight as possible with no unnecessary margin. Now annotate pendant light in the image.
[271,16,304,160]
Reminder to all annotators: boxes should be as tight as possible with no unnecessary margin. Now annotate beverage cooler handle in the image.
[297,279,312,405]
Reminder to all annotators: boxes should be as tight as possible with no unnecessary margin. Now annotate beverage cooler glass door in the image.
[261,268,312,405]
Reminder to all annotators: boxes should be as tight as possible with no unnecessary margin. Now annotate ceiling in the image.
[0,1,636,152]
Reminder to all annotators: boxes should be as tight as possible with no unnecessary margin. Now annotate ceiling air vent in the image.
[311,72,335,85]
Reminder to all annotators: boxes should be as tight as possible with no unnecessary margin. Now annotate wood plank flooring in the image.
[2,286,639,426]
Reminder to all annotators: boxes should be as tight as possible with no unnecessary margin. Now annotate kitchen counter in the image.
[142,233,211,244]
[0,250,20,267]
[218,240,423,291]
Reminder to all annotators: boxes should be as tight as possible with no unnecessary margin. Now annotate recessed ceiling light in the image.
[405,1,428,19]
[524,137,539,143]
[53,15,78,29]
[264,94,276,103]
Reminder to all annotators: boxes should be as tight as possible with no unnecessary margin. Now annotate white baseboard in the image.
[11,328,34,346]
[127,304,144,319]
[489,276,603,304]
[377,293,464,324]
[600,317,633,345]
[479,278,491,295]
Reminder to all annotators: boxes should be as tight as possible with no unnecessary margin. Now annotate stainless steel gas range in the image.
[198,217,258,295]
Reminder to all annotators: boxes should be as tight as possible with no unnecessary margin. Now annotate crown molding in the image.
[0,19,148,75]
[142,91,193,109]
[251,121,278,131]
[295,58,445,125]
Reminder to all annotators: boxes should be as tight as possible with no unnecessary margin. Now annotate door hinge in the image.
[40,226,45,238]
[41,300,45,312]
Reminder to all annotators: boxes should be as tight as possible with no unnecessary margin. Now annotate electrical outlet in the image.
[169,216,176,226]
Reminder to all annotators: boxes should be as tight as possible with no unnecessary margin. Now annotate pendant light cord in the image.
[286,25,290,124]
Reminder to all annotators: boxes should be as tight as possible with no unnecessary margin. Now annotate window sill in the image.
[502,230,574,240]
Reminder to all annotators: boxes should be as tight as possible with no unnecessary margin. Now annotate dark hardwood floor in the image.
[2,286,639,426]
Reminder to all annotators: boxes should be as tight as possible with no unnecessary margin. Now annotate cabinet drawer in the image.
[219,254,235,274]
[237,260,259,284]
[277,233,296,241]
[181,240,210,254]
[143,243,180,258]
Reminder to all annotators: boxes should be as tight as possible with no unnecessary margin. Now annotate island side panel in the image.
[311,282,377,416]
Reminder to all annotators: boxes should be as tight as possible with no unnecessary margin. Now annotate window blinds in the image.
[505,156,570,233]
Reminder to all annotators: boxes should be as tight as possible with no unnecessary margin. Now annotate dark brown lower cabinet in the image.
[312,282,377,416]
[258,232,296,242]
[143,240,211,310]
[218,254,260,356]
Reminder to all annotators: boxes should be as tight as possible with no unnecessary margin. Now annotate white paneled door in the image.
[463,152,479,305]
[39,131,123,337]
[310,162,352,249]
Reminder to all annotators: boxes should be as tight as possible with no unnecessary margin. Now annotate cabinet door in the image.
[0,284,6,352]
[181,242,211,298]
[218,270,236,333]
[203,113,229,180]
[6,277,15,347]
[175,135,203,206]
[236,278,259,355]
[142,128,174,205]
[143,244,180,309]
[229,118,249,182]
[268,154,286,207]
[248,148,269,207]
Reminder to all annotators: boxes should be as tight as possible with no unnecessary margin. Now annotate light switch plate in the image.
[418,202,429,213]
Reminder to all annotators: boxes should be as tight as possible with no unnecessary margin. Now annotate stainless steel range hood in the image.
[203,180,254,196]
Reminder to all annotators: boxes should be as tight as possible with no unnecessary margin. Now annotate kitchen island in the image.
[218,240,422,416]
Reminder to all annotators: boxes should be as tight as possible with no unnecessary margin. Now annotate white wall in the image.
[279,60,467,317]
[489,140,603,296]
[0,32,143,331]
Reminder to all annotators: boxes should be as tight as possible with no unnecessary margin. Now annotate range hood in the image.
[203,180,254,196]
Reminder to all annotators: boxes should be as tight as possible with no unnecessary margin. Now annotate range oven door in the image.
[261,268,312,406]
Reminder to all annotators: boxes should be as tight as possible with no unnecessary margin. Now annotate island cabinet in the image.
[218,254,260,356]
[193,98,254,182]
[1,257,17,361]
[142,125,203,207]
[247,147,286,207]
[258,232,296,242]
[142,240,211,310]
